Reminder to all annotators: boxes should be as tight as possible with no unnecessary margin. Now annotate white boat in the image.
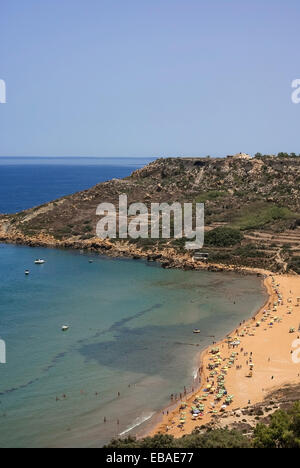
[193,329,201,334]
[35,259,45,265]
[25,270,30,275]
[61,326,69,332]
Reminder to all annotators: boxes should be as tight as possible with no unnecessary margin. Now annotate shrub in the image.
[253,402,300,448]
[234,205,296,231]
[104,429,251,449]
[234,244,265,258]
[288,257,300,274]
[205,227,243,247]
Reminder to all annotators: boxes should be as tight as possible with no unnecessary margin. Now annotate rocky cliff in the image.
[0,155,299,273]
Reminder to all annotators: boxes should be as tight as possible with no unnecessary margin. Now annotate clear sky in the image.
[1,0,300,158]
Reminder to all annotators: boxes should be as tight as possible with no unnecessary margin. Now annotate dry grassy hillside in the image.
[0,154,299,273]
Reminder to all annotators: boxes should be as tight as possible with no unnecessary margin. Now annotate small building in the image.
[193,252,209,261]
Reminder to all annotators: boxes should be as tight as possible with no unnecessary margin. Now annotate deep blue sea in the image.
[0,157,267,448]
[0,157,154,214]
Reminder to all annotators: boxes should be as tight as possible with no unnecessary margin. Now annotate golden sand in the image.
[150,274,300,438]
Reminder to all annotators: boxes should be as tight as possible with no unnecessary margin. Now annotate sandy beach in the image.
[149,273,300,438]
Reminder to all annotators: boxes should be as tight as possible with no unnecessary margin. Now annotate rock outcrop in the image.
[0,155,299,273]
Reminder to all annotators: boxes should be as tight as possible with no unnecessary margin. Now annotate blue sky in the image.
[1,0,300,158]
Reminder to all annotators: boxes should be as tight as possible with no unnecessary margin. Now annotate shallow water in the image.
[0,244,267,447]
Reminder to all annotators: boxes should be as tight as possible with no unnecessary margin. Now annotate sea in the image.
[0,157,267,448]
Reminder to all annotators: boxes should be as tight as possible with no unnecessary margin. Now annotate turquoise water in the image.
[0,243,267,448]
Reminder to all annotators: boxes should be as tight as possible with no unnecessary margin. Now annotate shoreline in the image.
[0,240,269,447]
[120,278,268,443]
[1,234,299,443]
[137,274,268,439]
[146,273,300,439]
[0,233,272,277]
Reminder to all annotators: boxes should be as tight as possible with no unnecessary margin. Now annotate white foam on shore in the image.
[119,412,155,436]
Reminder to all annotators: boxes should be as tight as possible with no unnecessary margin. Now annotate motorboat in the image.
[35,259,45,265]
[25,270,30,275]
[193,329,201,334]
[61,326,69,332]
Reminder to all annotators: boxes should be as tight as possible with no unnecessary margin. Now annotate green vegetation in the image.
[171,237,188,251]
[253,402,300,448]
[205,227,243,247]
[208,252,232,262]
[127,237,168,250]
[104,429,251,449]
[288,257,300,274]
[105,403,300,448]
[254,152,300,159]
[277,152,300,158]
[233,244,265,258]
[195,191,226,203]
[232,205,296,230]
